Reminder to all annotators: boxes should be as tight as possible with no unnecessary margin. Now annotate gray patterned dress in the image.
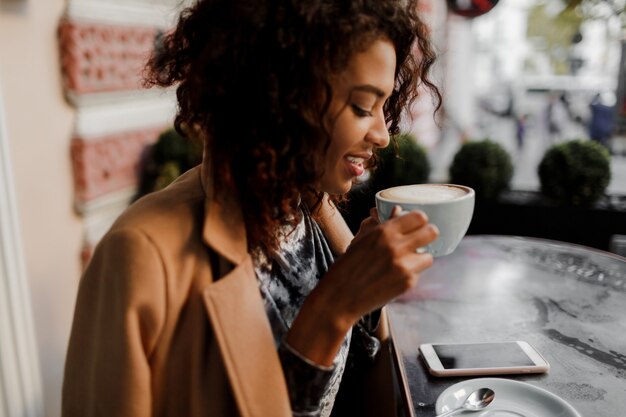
[254,206,350,417]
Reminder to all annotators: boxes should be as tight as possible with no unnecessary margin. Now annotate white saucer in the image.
[436,378,581,417]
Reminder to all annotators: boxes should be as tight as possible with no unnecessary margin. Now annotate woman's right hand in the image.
[319,207,439,330]
[286,207,438,366]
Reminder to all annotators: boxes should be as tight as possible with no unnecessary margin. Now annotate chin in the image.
[320,171,355,195]
[320,182,352,196]
[333,182,353,196]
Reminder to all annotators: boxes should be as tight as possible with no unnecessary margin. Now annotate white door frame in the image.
[0,76,44,417]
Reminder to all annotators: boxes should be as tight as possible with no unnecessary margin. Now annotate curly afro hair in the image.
[144,0,441,252]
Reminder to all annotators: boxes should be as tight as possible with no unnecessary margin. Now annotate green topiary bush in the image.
[538,139,611,206]
[369,132,430,190]
[449,139,513,201]
[136,128,203,199]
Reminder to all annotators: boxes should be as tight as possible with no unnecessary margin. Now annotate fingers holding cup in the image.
[375,184,474,257]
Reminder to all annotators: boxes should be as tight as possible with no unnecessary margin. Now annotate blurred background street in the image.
[430,91,626,195]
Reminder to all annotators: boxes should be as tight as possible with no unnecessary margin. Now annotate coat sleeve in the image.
[62,228,166,417]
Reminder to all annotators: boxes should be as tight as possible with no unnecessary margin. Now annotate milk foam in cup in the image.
[375,184,475,257]
[378,184,468,204]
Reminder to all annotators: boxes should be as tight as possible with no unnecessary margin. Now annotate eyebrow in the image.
[351,84,387,98]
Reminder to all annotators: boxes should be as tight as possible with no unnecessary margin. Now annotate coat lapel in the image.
[200,147,247,265]
[202,195,248,265]
[202,257,291,417]
[199,161,290,416]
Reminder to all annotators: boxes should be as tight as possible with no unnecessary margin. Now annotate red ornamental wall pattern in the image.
[58,19,158,94]
[58,14,173,266]
[71,127,165,203]
[58,17,170,205]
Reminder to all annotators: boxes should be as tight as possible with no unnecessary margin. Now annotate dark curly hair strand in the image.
[144,0,441,252]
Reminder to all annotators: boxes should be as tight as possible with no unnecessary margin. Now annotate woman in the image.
[62,1,441,416]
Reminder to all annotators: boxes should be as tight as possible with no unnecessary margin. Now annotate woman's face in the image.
[320,38,396,195]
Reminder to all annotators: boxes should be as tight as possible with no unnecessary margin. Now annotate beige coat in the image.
[62,164,396,417]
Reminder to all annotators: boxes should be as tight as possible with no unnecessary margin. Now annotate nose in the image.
[366,108,390,148]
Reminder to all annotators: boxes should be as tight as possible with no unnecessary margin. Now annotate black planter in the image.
[468,190,626,251]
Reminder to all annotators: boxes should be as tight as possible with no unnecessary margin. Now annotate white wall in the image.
[0,1,83,416]
[443,14,477,137]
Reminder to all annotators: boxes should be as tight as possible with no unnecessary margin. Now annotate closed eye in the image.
[351,104,373,118]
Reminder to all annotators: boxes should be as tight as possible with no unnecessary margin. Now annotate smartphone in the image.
[419,341,550,377]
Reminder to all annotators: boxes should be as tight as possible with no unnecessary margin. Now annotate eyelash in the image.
[351,104,373,118]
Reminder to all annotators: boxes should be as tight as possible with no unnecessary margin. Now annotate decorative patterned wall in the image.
[70,127,164,203]
[58,20,158,95]
[59,1,178,266]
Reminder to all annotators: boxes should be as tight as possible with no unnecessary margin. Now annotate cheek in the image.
[324,141,344,172]
[329,118,362,155]
[326,135,349,170]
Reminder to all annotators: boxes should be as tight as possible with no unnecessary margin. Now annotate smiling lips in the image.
[345,155,370,177]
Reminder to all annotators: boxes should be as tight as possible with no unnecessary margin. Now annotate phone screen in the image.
[433,342,535,369]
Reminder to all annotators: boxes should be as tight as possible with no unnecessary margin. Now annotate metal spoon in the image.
[436,387,495,417]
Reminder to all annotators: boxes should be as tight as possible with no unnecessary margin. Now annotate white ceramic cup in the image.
[375,184,475,257]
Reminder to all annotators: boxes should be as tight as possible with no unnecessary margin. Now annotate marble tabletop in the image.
[387,235,626,417]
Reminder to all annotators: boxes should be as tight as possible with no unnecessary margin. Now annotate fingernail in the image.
[414,210,428,223]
